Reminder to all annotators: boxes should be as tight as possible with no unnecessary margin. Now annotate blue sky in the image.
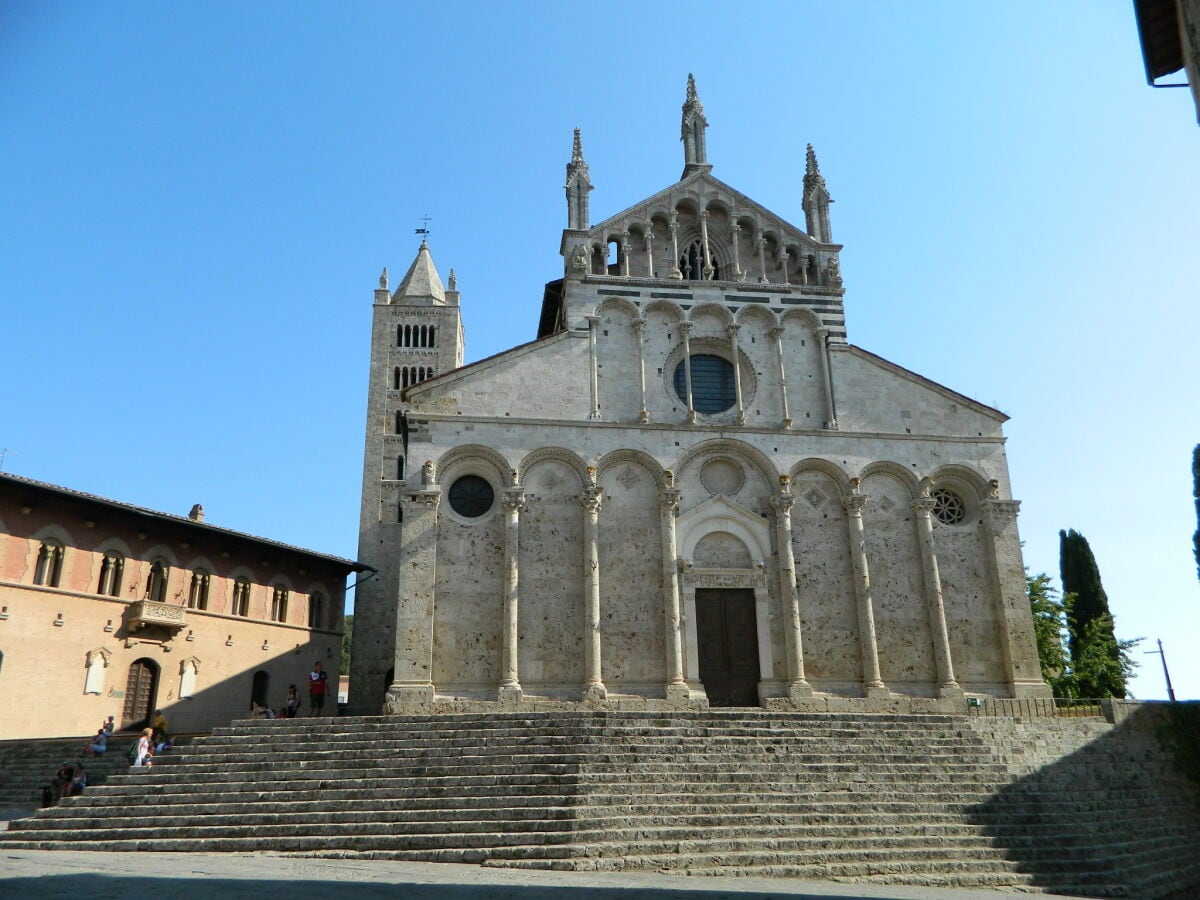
[2,2,1197,700]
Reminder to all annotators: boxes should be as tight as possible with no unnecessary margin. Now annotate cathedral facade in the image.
[351,78,1048,715]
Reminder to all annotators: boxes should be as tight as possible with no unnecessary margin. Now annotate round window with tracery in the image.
[931,488,966,525]
[448,475,495,518]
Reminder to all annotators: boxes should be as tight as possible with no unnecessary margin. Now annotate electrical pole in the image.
[1144,638,1177,702]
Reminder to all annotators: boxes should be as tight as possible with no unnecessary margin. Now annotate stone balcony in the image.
[124,600,186,634]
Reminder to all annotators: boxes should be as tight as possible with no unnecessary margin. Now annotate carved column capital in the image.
[501,489,527,513]
[981,499,1020,528]
[770,493,795,515]
[726,323,740,338]
[910,497,936,515]
[769,326,785,340]
[633,317,647,334]
[679,321,692,336]
[657,487,681,512]
[842,494,867,515]
[579,487,603,513]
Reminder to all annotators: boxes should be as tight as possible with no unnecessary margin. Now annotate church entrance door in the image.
[121,658,158,730]
[696,588,760,706]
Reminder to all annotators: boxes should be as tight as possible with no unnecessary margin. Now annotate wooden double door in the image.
[121,658,158,729]
[696,588,761,707]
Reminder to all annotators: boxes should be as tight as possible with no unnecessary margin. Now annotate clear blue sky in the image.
[2,2,1196,700]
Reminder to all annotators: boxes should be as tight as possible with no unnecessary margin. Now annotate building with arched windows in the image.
[351,77,1048,715]
[0,473,365,738]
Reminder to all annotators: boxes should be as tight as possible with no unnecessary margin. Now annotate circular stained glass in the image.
[673,354,736,413]
[448,475,494,518]
[931,488,966,525]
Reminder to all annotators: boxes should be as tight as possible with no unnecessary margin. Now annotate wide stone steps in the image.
[2,709,1195,899]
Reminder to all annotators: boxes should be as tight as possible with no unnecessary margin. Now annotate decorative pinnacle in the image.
[571,127,585,165]
[686,73,698,103]
[804,144,826,191]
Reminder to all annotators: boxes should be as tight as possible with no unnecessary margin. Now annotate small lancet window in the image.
[188,569,210,610]
[145,560,169,602]
[97,551,124,597]
[679,239,719,281]
[33,540,65,587]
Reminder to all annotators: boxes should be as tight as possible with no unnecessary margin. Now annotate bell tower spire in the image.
[680,73,711,178]
[803,143,833,243]
[565,128,593,231]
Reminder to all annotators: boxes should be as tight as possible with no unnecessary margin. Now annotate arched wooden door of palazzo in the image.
[696,588,761,706]
[121,658,159,730]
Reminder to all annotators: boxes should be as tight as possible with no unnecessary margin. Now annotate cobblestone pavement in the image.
[0,807,1087,900]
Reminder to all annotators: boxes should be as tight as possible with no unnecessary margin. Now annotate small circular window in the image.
[448,475,495,518]
[931,488,966,525]
[673,354,735,413]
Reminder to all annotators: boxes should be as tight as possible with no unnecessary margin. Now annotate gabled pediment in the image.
[676,493,772,564]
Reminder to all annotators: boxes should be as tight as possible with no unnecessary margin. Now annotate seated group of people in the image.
[250,684,301,719]
[42,761,87,807]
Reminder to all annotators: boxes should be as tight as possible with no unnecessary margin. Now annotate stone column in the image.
[755,231,768,283]
[911,493,962,697]
[842,483,888,698]
[384,463,441,714]
[669,213,682,279]
[498,484,526,703]
[586,314,601,421]
[779,249,790,284]
[680,322,696,424]
[620,231,631,277]
[730,217,743,280]
[980,497,1053,698]
[699,209,714,279]
[634,318,649,423]
[580,476,607,702]
[658,472,689,704]
[771,478,813,700]
[643,222,655,278]
[816,327,838,430]
[727,322,745,425]
[770,326,793,428]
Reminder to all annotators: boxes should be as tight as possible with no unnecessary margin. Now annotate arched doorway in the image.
[696,588,761,706]
[251,670,270,709]
[121,658,159,730]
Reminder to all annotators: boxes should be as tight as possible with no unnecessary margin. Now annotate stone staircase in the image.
[0,734,197,807]
[2,710,1198,897]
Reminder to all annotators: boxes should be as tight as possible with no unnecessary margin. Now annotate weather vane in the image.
[414,214,432,239]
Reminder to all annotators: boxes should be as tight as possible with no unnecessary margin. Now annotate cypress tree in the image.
[1193,444,1199,583]
[1059,528,1130,698]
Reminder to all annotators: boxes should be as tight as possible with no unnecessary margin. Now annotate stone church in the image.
[351,77,1048,715]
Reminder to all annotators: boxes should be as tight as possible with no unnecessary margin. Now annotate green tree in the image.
[1059,529,1114,662]
[1066,607,1138,699]
[1058,529,1137,698]
[1192,444,1199,583]
[1026,572,1070,695]
[340,614,353,674]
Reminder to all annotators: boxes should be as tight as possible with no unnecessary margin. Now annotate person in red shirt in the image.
[308,661,328,716]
